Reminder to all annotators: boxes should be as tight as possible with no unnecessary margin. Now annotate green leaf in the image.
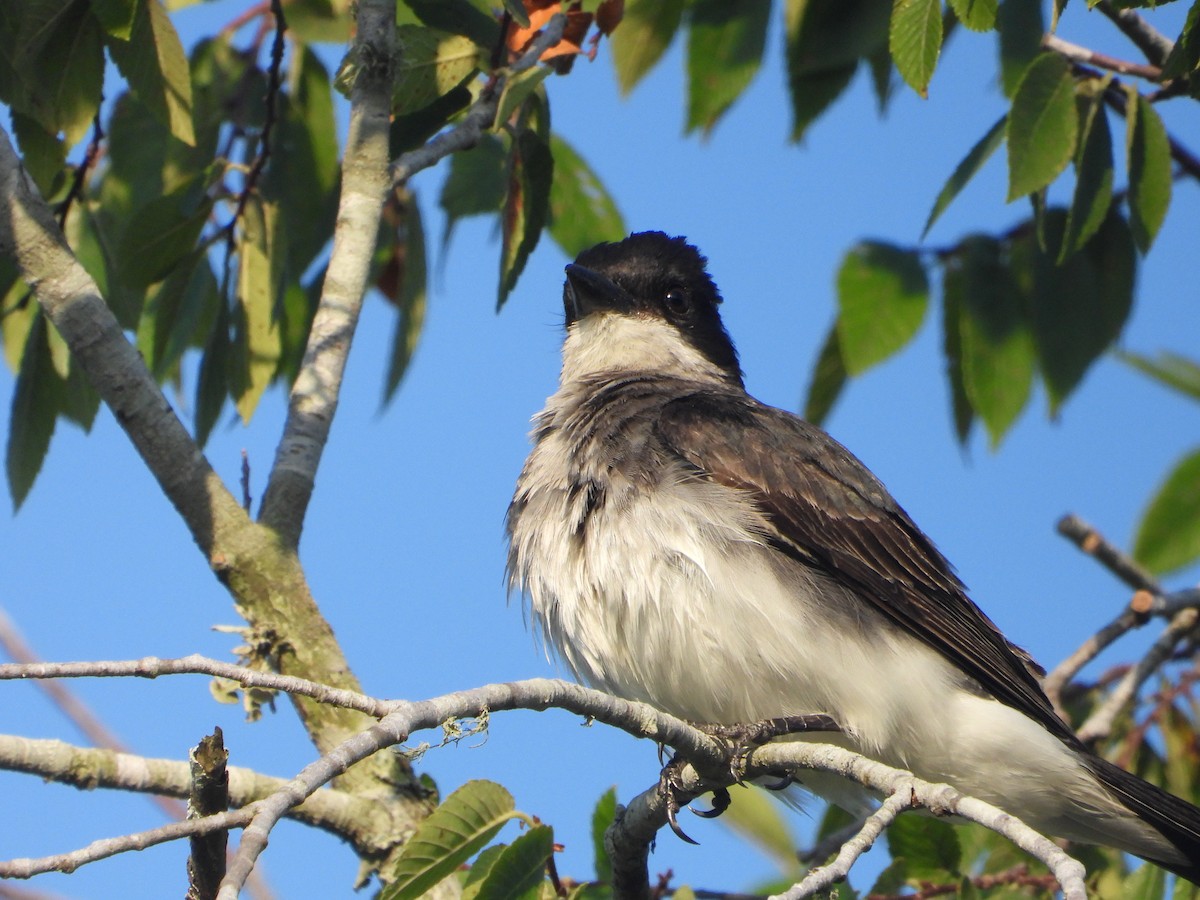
[716,784,798,873]
[1058,89,1113,262]
[496,66,553,131]
[232,197,283,424]
[804,323,848,425]
[1031,208,1134,411]
[393,25,479,116]
[996,0,1044,98]
[836,241,928,376]
[886,814,962,881]
[941,270,975,444]
[947,235,1035,446]
[463,844,507,899]
[1161,0,1200,80]
[11,110,67,197]
[1119,350,1200,402]
[1125,88,1172,253]
[548,135,625,258]
[7,313,61,509]
[440,134,508,249]
[383,195,428,404]
[265,46,340,279]
[590,787,617,884]
[890,0,943,96]
[115,178,212,288]
[106,0,196,145]
[194,292,230,447]
[472,825,553,900]
[948,0,998,31]
[610,0,685,95]
[381,780,519,900]
[685,0,771,134]
[498,93,552,309]
[90,0,138,38]
[11,0,105,146]
[136,248,219,378]
[1,265,37,374]
[278,0,353,43]
[390,84,473,157]
[923,114,1006,237]
[404,0,500,49]
[1123,859,1169,900]
[1134,449,1200,575]
[866,44,896,112]
[1006,53,1078,200]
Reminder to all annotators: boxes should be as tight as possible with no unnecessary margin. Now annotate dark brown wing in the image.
[654,390,1078,747]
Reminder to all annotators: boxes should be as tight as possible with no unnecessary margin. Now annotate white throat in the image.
[560,313,728,385]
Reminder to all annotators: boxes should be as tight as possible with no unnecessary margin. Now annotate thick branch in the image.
[257,0,396,547]
[390,15,567,187]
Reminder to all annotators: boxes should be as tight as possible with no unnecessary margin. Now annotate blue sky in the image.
[2,2,1199,897]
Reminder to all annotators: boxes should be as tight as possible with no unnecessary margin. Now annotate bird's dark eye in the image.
[663,287,691,317]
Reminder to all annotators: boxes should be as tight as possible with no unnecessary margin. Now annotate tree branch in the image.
[1095,0,1175,68]
[1043,33,1163,81]
[257,0,396,547]
[390,14,567,187]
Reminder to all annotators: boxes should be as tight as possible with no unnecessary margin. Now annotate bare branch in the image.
[389,15,568,186]
[257,0,397,547]
[1043,33,1163,81]
[186,729,230,900]
[1095,0,1175,67]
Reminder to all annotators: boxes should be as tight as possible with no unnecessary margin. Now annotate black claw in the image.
[667,798,700,844]
[691,786,731,819]
[762,772,794,792]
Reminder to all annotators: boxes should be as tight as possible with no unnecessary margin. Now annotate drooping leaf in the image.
[948,0,998,32]
[548,135,625,258]
[472,825,554,900]
[866,44,896,112]
[393,25,480,116]
[10,110,67,197]
[836,241,929,376]
[11,0,105,146]
[890,0,943,97]
[383,194,428,404]
[264,46,340,279]
[1059,88,1113,262]
[136,248,219,378]
[115,177,212,288]
[947,235,1035,446]
[1006,52,1078,200]
[1134,449,1200,575]
[440,134,508,250]
[1161,0,1200,80]
[390,84,473,157]
[462,844,507,899]
[886,814,962,881]
[941,275,975,444]
[610,0,685,95]
[232,197,283,423]
[498,92,552,309]
[923,114,1006,237]
[90,0,138,39]
[1125,88,1172,253]
[7,313,61,509]
[194,290,230,447]
[496,65,553,129]
[685,0,771,134]
[381,780,519,900]
[804,323,848,425]
[785,0,890,140]
[1031,208,1134,411]
[1119,350,1200,403]
[590,787,617,884]
[106,0,196,145]
[404,0,501,49]
[996,0,1043,97]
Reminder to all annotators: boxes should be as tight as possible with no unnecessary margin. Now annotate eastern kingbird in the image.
[506,231,1200,881]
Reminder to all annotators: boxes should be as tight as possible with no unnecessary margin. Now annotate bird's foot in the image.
[658,754,701,844]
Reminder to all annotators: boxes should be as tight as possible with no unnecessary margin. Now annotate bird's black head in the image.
[562,232,742,383]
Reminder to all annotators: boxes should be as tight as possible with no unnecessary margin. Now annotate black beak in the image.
[564,264,633,323]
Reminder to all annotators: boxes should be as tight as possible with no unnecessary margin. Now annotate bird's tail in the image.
[1086,755,1200,885]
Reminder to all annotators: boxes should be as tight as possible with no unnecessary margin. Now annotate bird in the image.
[505,230,1200,883]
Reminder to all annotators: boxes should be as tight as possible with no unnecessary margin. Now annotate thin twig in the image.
[1095,0,1175,67]
[1044,33,1162,81]
[55,112,105,229]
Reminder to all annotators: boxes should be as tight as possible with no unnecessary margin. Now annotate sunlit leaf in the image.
[686,0,770,134]
[548,135,625,258]
[381,781,519,900]
[1006,52,1077,200]
[886,814,962,881]
[1134,450,1200,575]
[1125,88,1172,253]
[106,0,196,145]
[836,241,929,375]
[590,787,616,884]
[232,197,283,424]
[804,323,847,425]
[923,114,1006,237]
[393,25,480,116]
[1119,350,1200,403]
[472,825,553,900]
[948,0,998,32]
[890,0,943,96]
[1059,89,1113,262]
[610,0,685,95]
